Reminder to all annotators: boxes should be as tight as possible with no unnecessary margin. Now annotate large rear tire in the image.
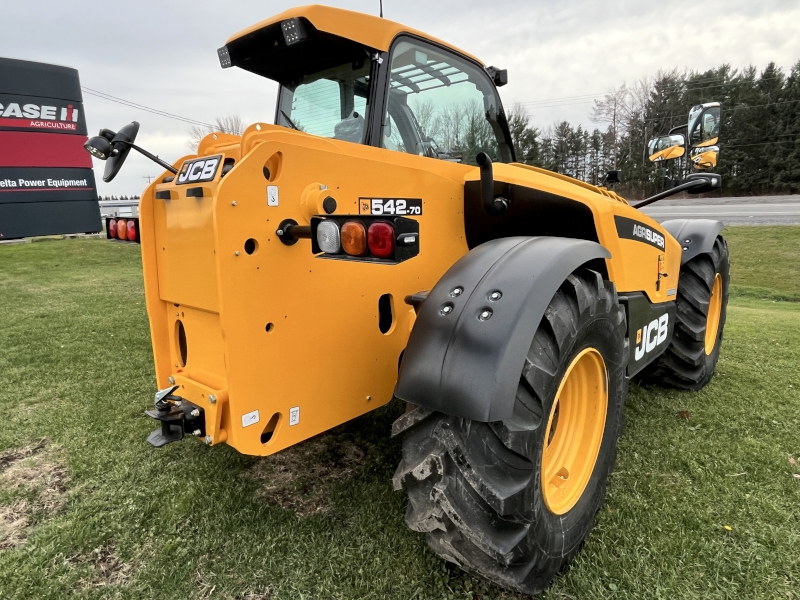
[638,235,730,390]
[393,269,628,595]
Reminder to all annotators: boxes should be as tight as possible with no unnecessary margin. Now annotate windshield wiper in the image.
[280,110,299,131]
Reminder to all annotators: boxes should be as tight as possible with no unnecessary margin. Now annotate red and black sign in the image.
[0,57,100,239]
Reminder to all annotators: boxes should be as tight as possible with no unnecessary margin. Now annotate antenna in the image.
[380,0,383,18]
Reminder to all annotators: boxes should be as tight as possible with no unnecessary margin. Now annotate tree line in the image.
[508,60,800,198]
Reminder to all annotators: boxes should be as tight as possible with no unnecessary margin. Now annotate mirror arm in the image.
[668,124,687,135]
[632,179,707,209]
[116,141,178,174]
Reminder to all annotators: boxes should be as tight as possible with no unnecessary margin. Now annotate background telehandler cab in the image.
[85,6,730,595]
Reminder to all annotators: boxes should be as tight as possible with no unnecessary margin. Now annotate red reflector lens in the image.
[117,219,128,240]
[127,220,137,242]
[367,222,395,259]
[108,219,117,238]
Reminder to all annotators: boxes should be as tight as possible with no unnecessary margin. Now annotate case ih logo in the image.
[0,101,80,131]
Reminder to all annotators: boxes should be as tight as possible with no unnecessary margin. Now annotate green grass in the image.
[723,226,800,301]
[0,229,798,599]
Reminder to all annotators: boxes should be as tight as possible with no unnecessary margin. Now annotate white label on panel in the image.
[267,186,279,206]
[242,409,260,428]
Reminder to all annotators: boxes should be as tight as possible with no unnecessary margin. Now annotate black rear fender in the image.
[394,236,611,422]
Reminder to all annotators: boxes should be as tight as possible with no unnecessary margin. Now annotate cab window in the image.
[381,38,512,164]
[277,57,370,143]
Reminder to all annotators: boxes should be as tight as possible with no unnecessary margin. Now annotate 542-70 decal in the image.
[359,198,422,216]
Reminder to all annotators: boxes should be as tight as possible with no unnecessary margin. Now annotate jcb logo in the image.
[634,314,669,361]
[177,155,221,184]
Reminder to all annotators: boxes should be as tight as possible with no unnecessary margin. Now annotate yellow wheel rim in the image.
[705,273,723,355]
[542,348,608,515]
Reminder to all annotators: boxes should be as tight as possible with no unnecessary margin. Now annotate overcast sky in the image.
[2,0,799,195]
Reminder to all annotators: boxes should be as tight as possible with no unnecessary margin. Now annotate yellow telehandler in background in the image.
[84,6,730,594]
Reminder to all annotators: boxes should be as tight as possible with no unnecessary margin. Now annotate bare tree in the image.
[590,85,629,170]
[187,115,245,151]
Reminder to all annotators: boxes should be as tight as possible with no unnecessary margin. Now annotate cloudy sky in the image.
[2,0,799,195]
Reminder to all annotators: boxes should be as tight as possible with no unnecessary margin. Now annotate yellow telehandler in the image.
[84,6,730,594]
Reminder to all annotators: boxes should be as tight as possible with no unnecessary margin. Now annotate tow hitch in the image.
[145,385,206,448]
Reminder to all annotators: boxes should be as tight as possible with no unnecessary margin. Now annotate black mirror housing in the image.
[102,121,140,183]
[685,172,722,194]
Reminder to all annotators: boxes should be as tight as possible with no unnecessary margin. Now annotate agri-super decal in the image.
[359,197,422,216]
[614,215,666,250]
[176,155,222,184]
[0,94,85,134]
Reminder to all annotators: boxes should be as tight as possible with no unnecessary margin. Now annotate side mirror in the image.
[685,172,722,194]
[84,121,140,183]
[688,103,721,148]
[690,145,719,170]
[647,134,686,163]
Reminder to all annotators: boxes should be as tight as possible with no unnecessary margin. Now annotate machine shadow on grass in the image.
[239,400,407,518]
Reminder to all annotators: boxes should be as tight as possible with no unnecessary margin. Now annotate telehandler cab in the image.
[85,5,730,595]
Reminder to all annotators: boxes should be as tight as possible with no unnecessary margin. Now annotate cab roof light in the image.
[341,221,367,256]
[317,220,341,254]
[368,222,395,259]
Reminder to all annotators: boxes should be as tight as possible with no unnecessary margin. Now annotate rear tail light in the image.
[316,220,341,253]
[311,215,418,263]
[341,221,367,256]
[105,217,141,244]
[367,222,395,259]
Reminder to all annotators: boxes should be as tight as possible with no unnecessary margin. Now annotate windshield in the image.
[277,57,371,143]
[381,38,513,165]
[688,104,720,146]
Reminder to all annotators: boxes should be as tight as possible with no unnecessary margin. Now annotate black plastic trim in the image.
[394,236,610,421]
[186,187,204,198]
[619,293,676,377]
[155,190,172,200]
[661,219,724,264]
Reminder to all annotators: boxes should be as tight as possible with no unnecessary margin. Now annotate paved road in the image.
[640,195,800,225]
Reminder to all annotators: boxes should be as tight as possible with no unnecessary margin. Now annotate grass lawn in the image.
[0,226,798,599]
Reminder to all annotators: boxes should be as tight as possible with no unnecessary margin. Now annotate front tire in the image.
[393,269,628,595]
[638,235,730,390]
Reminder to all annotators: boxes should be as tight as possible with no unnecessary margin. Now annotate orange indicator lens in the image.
[341,221,367,256]
[117,219,128,240]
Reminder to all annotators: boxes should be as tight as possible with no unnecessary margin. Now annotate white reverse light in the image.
[317,220,341,253]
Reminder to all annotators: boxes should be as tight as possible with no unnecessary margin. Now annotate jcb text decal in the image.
[614,215,666,250]
[177,155,222,184]
[359,198,422,216]
[634,314,669,361]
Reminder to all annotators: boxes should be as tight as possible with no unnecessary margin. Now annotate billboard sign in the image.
[0,57,101,239]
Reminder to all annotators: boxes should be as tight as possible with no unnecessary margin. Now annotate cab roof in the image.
[225,4,483,67]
